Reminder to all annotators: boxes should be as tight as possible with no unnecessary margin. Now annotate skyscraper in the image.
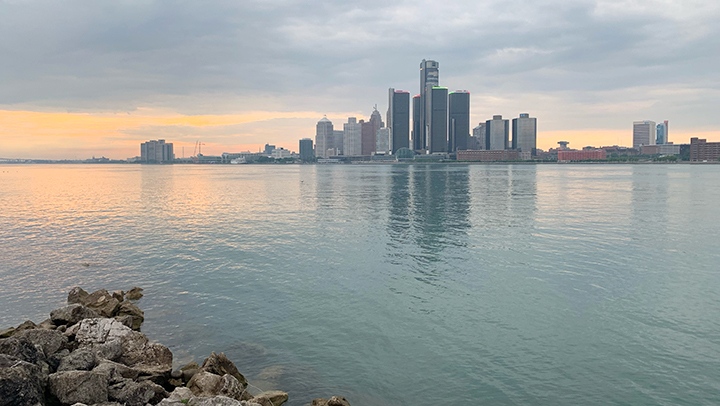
[333,130,344,155]
[656,121,669,145]
[428,87,448,153]
[315,117,334,158]
[448,90,470,152]
[343,117,362,156]
[388,88,410,153]
[512,113,537,155]
[299,138,314,162]
[140,139,174,163]
[486,115,509,150]
[412,95,423,151]
[472,123,486,149]
[633,120,656,149]
[362,107,384,155]
[376,128,390,154]
[418,59,439,150]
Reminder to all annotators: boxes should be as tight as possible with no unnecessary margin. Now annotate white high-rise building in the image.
[343,117,362,157]
[376,128,390,154]
[633,121,656,149]
[512,113,537,155]
[486,115,509,150]
[315,117,334,158]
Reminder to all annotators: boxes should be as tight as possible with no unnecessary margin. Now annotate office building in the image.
[633,121,656,149]
[333,130,344,156]
[486,115,509,150]
[412,95,423,150]
[343,117,362,157]
[418,59,439,150]
[656,121,669,145]
[299,138,314,162]
[140,139,174,163]
[362,107,384,156]
[512,113,537,155]
[315,117,334,159]
[690,138,720,161]
[388,88,410,153]
[558,149,607,161]
[376,128,390,154]
[263,144,276,156]
[472,123,486,149]
[448,90,470,152]
[428,86,448,153]
[457,150,520,162]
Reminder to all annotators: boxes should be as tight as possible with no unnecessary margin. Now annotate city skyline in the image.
[1,1,719,159]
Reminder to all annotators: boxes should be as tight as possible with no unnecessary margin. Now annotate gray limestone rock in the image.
[117,331,173,376]
[84,289,121,318]
[0,355,46,406]
[16,328,67,357]
[187,396,247,406]
[0,336,43,364]
[75,318,133,346]
[50,304,101,326]
[126,287,144,301]
[67,286,90,305]
[115,301,144,331]
[15,320,37,333]
[48,370,108,405]
[251,391,288,406]
[311,396,352,406]
[57,347,96,372]
[0,327,15,339]
[200,352,248,388]
[47,348,70,373]
[188,370,224,397]
[111,290,125,302]
[107,379,157,406]
[38,318,57,330]
[93,360,141,384]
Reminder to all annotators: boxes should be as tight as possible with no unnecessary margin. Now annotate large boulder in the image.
[15,320,37,333]
[16,328,67,357]
[200,352,247,388]
[50,304,100,326]
[107,378,160,406]
[93,360,140,384]
[116,332,173,376]
[57,347,96,372]
[126,287,144,301]
[312,396,351,406]
[48,370,108,405]
[251,391,288,406]
[75,318,133,346]
[84,289,121,318]
[186,397,251,406]
[0,355,46,406]
[67,286,90,305]
[115,301,144,331]
[0,336,43,364]
[0,327,15,339]
[188,372,245,400]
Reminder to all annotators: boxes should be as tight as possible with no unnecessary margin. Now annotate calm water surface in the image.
[1,164,719,405]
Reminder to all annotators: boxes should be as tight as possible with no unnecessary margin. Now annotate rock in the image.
[181,361,200,383]
[126,287,144,300]
[16,328,67,357]
[115,301,144,331]
[0,355,47,406]
[111,290,125,302]
[47,348,70,372]
[15,320,36,333]
[48,370,108,405]
[219,373,245,400]
[200,352,248,387]
[166,386,194,401]
[251,390,288,406]
[171,368,183,379]
[38,318,57,330]
[187,396,247,406]
[0,336,43,364]
[50,304,101,326]
[114,315,134,329]
[117,331,173,376]
[168,377,184,387]
[57,347,96,371]
[312,396,352,406]
[75,318,133,346]
[0,327,15,338]
[108,379,157,406]
[93,360,140,383]
[68,286,90,305]
[188,370,223,397]
[84,289,121,318]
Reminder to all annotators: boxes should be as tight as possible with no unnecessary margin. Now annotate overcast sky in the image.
[1,0,719,158]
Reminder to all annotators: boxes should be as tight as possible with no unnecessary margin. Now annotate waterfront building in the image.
[428,86,448,153]
[472,123,486,149]
[140,139,174,163]
[343,117,362,157]
[412,95,423,151]
[656,121,669,145]
[376,128,390,154]
[633,120,656,149]
[448,91,470,152]
[512,113,537,156]
[362,107,384,156]
[557,149,607,161]
[486,115,509,150]
[299,138,314,162]
[315,117,334,159]
[467,135,482,150]
[263,144,276,156]
[388,88,410,153]
[689,137,720,161]
[457,149,520,162]
[333,130,344,156]
[640,144,680,156]
[418,59,440,151]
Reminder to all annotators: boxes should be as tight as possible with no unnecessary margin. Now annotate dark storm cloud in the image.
[1,0,719,128]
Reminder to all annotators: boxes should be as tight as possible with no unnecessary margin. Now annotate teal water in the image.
[1,164,719,405]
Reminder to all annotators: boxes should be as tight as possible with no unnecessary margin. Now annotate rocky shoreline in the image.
[0,287,350,406]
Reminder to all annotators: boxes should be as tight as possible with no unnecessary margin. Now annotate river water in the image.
[1,163,719,405]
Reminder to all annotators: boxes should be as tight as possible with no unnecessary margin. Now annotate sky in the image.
[1,0,719,159]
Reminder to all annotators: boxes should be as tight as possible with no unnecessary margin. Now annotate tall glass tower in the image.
[418,59,439,151]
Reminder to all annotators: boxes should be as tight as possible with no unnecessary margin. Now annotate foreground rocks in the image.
[0,287,350,406]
